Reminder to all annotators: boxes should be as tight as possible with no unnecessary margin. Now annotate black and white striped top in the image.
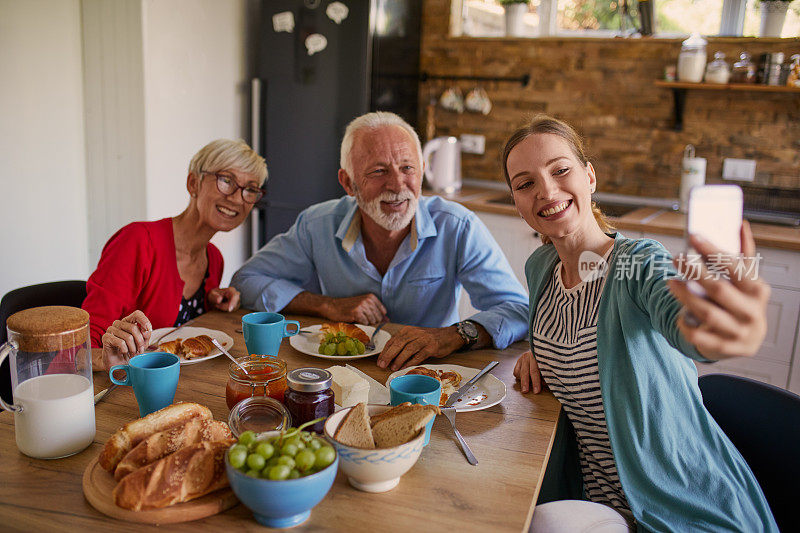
[532,253,631,514]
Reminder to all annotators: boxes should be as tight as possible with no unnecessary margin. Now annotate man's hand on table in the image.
[376,325,465,371]
[285,291,388,326]
[514,350,544,394]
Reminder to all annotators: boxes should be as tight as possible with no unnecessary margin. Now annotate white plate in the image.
[386,364,506,412]
[149,326,234,365]
[289,324,391,360]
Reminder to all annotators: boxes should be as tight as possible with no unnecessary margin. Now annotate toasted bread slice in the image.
[369,402,414,427]
[371,404,439,448]
[333,403,375,449]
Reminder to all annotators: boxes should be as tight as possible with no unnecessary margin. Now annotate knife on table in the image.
[444,360,499,408]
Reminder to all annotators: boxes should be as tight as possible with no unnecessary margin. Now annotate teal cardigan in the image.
[525,234,777,532]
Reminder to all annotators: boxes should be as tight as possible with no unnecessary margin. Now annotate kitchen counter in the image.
[429,187,800,252]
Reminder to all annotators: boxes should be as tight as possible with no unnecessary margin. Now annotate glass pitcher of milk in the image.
[0,306,95,459]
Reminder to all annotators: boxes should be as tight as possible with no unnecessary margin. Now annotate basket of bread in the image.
[82,402,238,523]
[324,402,439,493]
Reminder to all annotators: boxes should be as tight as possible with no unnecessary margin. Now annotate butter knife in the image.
[444,361,499,408]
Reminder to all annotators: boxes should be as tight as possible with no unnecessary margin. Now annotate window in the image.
[454,0,790,38]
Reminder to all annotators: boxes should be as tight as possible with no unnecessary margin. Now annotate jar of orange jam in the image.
[225,355,287,410]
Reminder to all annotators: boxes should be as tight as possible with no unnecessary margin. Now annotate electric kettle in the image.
[422,136,462,193]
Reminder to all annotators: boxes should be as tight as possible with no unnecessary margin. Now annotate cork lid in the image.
[6,306,89,352]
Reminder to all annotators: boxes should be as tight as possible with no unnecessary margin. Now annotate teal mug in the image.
[110,352,180,416]
[242,312,300,356]
[389,374,441,446]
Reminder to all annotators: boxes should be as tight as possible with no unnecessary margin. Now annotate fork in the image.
[441,407,478,465]
[365,321,387,351]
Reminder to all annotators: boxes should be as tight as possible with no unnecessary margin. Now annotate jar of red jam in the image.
[225,356,287,410]
[283,368,334,433]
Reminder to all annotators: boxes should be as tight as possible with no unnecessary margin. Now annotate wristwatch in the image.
[455,320,479,350]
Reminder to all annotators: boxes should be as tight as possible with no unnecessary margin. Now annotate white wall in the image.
[142,0,251,286]
[0,0,89,297]
[0,0,252,299]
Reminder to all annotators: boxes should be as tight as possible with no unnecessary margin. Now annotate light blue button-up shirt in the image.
[232,195,529,349]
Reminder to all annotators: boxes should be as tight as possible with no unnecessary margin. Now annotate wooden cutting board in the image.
[82,456,238,524]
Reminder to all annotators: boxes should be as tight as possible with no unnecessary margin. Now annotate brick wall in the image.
[419,0,800,197]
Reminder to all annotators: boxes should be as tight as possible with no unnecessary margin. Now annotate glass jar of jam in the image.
[283,368,334,433]
[225,356,287,410]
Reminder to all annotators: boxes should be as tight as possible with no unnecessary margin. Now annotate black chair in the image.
[0,280,87,407]
[699,373,800,531]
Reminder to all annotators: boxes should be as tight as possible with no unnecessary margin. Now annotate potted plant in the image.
[499,0,529,37]
[759,0,793,38]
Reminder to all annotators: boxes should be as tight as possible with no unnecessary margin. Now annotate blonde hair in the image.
[501,115,614,245]
[339,111,423,176]
[188,139,267,185]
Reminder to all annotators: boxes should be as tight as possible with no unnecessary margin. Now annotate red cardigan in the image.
[82,218,223,348]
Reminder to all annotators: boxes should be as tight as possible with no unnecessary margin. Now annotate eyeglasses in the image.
[200,171,264,204]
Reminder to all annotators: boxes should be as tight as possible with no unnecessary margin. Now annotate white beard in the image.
[353,186,418,232]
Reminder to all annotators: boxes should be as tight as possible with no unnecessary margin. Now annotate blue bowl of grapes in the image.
[225,425,338,528]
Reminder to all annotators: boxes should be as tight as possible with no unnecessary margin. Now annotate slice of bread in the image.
[371,404,439,448]
[333,403,375,449]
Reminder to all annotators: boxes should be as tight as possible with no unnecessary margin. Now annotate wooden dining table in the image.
[0,310,561,532]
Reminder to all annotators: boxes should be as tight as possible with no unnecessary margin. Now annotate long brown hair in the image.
[501,115,614,245]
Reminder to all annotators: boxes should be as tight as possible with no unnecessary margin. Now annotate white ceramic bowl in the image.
[324,404,424,493]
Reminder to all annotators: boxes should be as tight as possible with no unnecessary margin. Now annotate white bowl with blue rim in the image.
[323,404,425,493]
[225,431,338,528]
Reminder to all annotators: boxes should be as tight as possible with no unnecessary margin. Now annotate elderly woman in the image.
[503,116,777,532]
[82,139,267,371]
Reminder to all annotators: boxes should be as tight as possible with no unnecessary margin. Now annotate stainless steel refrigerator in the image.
[251,0,421,247]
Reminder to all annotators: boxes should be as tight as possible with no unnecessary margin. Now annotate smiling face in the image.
[188,169,259,232]
[506,133,597,242]
[339,125,422,232]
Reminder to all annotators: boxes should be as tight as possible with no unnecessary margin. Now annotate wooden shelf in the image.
[655,80,800,131]
[655,80,800,93]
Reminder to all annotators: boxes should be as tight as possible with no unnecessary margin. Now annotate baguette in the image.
[99,402,213,472]
[113,440,234,511]
[114,419,233,480]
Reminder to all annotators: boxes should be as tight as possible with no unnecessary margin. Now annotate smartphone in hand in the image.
[683,185,743,325]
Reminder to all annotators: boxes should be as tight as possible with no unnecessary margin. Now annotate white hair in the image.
[339,111,423,177]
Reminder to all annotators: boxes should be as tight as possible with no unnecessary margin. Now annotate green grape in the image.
[266,456,281,468]
[323,343,336,356]
[281,443,299,457]
[245,469,261,478]
[318,343,327,355]
[308,438,322,450]
[314,446,336,469]
[324,333,334,342]
[336,342,348,356]
[255,442,274,460]
[238,431,257,447]
[246,453,266,471]
[288,469,301,479]
[354,340,365,354]
[295,449,316,471]
[267,464,291,481]
[228,448,247,469]
[344,339,355,352]
[276,455,296,469]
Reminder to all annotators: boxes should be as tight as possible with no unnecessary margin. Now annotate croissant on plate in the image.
[181,335,216,359]
[319,322,369,344]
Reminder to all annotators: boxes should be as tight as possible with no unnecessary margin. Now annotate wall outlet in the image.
[722,158,756,182]
[460,134,485,155]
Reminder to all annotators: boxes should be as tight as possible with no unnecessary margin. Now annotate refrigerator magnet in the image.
[305,33,328,56]
[272,11,294,33]
[327,2,349,24]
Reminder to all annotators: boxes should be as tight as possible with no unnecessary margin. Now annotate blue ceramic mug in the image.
[389,374,441,446]
[242,312,300,356]
[110,352,180,416]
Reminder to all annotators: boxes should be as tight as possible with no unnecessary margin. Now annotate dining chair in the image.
[699,373,800,531]
[0,280,87,407]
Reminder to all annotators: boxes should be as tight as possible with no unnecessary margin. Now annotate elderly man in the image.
[232,111,528,370]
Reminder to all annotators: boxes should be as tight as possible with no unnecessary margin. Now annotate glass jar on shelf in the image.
[225,355,288,410]
[705,52,730,84]
[731,52,755,84]
[677,33,707,83]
